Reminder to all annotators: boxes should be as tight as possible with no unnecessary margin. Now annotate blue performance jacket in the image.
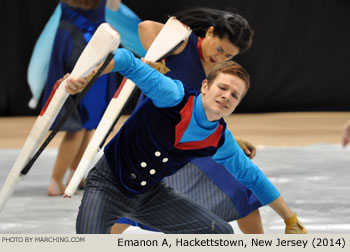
[104,49,280,205]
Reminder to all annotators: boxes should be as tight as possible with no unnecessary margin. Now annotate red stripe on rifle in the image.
[113,77,127,98]
[40,79,62,116]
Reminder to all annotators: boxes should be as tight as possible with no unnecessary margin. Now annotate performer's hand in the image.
[342,120,350,147]
[236,138,256,159]
[284,213,307,234]
[54,73,69,88]
[142,58,170,74]
[65,70,96,94]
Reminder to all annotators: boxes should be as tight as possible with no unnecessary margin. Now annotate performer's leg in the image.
[66,129,94,188]
[184,159,264,233]
[237,209,264,234]
[132,184,233,234]
[76,157,127,234]
[48,130,85,196]
[76,178,122,233]
[110,223,130,234]
[70,130,94,171]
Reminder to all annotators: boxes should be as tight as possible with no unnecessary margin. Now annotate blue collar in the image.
[194,94,219,129]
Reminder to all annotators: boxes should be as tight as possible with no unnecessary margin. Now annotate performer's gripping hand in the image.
[284,213,307,234]
[142,58,170,74]
[342,120,350,147]
[65,70,96,94]
[236,138,256,159]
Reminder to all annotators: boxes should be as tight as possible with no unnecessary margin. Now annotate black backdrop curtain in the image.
[1,1,58,116]
[1,0,349,116]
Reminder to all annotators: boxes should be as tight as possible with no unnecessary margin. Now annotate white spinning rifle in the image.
[64,17,192,197]
[0,23,120,212]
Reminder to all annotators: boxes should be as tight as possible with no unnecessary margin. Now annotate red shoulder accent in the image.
[174,96,224,150]
[174,96,194,147]
[197,37,204,61]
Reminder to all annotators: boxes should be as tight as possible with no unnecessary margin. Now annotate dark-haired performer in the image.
[66,48,306,234]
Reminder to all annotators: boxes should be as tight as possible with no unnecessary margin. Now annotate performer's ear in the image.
[205,26,214,38]
[201,79,209,95]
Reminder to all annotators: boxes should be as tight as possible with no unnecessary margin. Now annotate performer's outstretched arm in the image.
[66,48,184,108]
[138,20,188,55]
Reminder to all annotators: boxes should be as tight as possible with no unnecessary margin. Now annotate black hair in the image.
[173,7,253,54]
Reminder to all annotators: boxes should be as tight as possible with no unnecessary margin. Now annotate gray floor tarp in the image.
[0,144,349,234]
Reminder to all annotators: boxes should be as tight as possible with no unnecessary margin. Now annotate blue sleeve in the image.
[212,129,280,205]
[27,4,61,102]
[112,48,184,108]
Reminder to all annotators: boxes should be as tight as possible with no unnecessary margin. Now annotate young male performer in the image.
[66,48,306,234]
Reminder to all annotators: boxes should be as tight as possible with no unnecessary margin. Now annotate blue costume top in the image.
[42,1,116,130]
[164,33,206,90]
[104,49,280,206]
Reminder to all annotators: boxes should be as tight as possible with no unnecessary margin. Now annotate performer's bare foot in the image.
[48,178,65,196]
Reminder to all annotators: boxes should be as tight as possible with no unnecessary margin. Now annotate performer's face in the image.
[201,27,239,65]
[201,73,245,121]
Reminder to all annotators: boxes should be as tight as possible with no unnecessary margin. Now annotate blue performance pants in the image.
[76,156,233,234]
